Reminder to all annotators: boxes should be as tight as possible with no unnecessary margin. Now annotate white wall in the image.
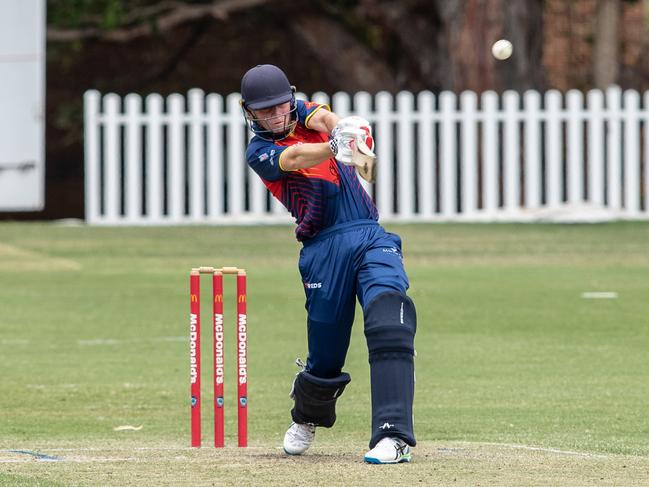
[0,0,46,211]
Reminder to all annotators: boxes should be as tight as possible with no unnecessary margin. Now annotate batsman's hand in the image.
[330,116,373,164]
[329,116,376,183]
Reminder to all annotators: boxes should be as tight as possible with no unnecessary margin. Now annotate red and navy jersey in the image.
[246,100,378,242]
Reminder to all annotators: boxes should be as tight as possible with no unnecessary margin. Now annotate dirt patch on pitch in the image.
[1,441,648,486]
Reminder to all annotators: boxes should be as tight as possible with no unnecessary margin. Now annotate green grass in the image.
[1,222,648,485]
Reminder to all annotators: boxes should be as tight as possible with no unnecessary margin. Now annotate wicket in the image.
[190,266,247,448]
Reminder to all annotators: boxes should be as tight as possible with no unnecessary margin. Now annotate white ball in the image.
[491,39,513,60]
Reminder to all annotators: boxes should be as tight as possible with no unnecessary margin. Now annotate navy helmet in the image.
[240,64,297,140]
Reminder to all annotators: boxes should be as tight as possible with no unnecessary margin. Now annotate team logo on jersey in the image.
[382,247,401,258]
[258,152,269,163]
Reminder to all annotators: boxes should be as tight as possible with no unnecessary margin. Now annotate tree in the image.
[593,0,621,89]
[47,0,269,42]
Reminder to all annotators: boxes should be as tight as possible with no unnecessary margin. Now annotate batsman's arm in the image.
[279,143,333,171]
[305,107,340,134]
[278,106,342,171]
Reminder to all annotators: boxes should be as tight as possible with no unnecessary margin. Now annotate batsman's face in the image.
[251,102,292,133]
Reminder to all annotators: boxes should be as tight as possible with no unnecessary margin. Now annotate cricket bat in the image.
[351,137,376,184]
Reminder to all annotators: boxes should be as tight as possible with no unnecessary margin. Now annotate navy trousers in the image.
[298,220,409,378]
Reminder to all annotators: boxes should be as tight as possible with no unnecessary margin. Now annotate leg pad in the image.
[290,371,351,427]
[364,291,417,447]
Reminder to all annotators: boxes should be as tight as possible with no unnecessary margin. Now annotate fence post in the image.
[84,90,101,224]
[545,90,562,208]
[226,94,244,218]
[145,94,164,222]
[623,89,641,215]
[397,92,415,218]
[587,90,605,207]
[189,89,205,221]
[503,91,520,213]
[567,90,584,205]
[168,93,185,222]
[124,94,142,223]
[103,94,121,223]
[523,90,541,209]
[206,94,224,221]
[439,91,457,218]
[418,91,435,218]
[459,91,478,218]
[482,91,499,215]
[644,90,649,215]
[606,86,622,210]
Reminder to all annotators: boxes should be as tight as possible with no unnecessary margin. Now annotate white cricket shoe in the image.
[364,437,412,464]
[283,422,316,455]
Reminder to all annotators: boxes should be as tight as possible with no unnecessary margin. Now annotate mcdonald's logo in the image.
[190,294,198,303]
[238,295,246,303]
[214,294,223,303]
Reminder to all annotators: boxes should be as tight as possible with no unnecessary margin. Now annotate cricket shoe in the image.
[364,437,412,464]
[283,422,316,455]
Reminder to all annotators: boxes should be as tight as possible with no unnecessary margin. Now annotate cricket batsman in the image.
[241,64,417,464]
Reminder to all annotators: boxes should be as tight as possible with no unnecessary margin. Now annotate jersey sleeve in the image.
[296,99,331,129]
[246,138,289,182]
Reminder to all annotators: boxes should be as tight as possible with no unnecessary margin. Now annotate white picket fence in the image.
[84,86,649,225]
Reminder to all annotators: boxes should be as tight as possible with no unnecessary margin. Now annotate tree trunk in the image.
[356,0,467,91]
[500,0,545,92]
[593,0,621,89]
[359,0,544,93]
[290,14,399,93]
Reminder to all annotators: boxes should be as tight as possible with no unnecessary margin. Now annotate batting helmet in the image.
[240,64,297,140]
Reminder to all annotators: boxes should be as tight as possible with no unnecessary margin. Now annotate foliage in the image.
[48,0,127,28]
[46,0,212,29]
